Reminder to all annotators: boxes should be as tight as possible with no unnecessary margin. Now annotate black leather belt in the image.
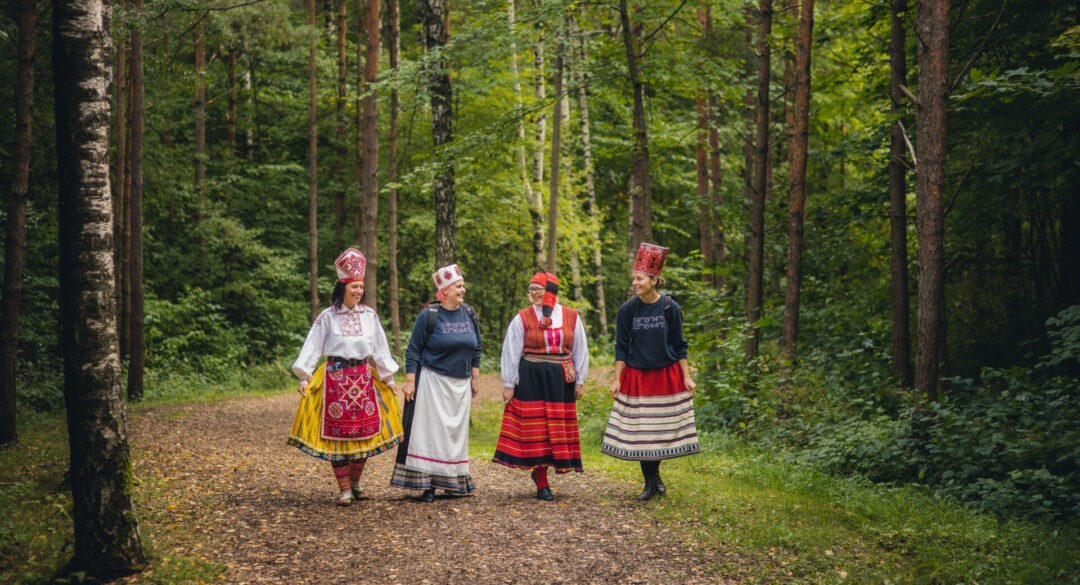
[328,356,365,368]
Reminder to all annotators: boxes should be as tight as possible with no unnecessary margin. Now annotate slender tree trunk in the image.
[227,45,238,157]
[696,5,712,282]
[128,0,146,402]
[52,0,147,575]
[112,1,128,360]
[194,21,207,282]
[531,0,547,268]
[914,0,949,405]
[708,107,725,290]
[619,0,652,253]
[354,0,364,244]
[509,0,536,261]
[746,0,772,361]
[387,0,402,352]
[781,0,813,366]
[1,0,39,447]
[309,0,321,319]
[421,0,456,266]
[889,0,913,386]
[572,14,607,335]
[362,0,381,310]
[546,20,565,273]
[333,0,346,252]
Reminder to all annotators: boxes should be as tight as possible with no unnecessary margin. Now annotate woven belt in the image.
[523,354,572,365]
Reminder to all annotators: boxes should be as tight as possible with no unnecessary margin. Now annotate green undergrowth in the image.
[470,377,1080,584]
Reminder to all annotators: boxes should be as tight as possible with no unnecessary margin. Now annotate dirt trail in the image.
[126,374,731,584]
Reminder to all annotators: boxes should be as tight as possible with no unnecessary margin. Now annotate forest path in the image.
[125,373,734,584]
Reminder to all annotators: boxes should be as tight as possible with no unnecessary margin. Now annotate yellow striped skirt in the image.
[288,362,403,462]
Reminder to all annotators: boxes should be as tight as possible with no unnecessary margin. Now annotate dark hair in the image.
[331,280,367,309]
[655,275,666,290]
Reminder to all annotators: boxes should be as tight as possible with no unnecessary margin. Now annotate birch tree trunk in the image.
[53,0,147,574]
[362,0,381,310]
[1,0,39,446]
[914,0,950,405]
[781,0,814,366]
[889,0,913,386]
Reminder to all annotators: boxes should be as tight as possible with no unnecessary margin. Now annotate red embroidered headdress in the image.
[335,248,367,283]
[633,242,668,276]
[432,264,464,291]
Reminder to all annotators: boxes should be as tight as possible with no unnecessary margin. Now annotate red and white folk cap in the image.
[335,248,367,283]
[633,242,669,277]
[432,264,464,290]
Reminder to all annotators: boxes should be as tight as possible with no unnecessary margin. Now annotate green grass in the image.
[470,377,1080,584]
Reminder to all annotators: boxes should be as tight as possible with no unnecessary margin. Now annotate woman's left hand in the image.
[471,380,480,398]
[685,377,697,395]
[502,387,514,405]
[575,385,584,400]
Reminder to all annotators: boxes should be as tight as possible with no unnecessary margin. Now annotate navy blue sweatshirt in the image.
[405,304,482,379]
[614,295,688,370]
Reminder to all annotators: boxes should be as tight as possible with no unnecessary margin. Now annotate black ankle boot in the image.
[654,473,666,496]
[637,475,657,501]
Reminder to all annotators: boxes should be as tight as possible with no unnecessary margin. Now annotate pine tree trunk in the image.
[333,0,346,253]
[746,0,772,361]
[112,1,128,360]
[914,0,949,405]
[309,0,321,319]
[619,0,652,253]
[531,0,547,268]
[572,14,607,335]
[421,0,456,267]
[128,0,146,402]
[194,21,207,282]
[889,0,913,386]
[387,0,403,353]
[781,0,813,366]
[53,0,147,574]
[362,0,381,310]
[1,0,38,447]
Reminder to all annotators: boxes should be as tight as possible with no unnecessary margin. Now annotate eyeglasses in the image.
[528,287,544,294]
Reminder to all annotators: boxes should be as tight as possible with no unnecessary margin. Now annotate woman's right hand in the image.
[402,381,415,402]
[298,379,309,396]
[501,387,514,405]
[609,379,620,398]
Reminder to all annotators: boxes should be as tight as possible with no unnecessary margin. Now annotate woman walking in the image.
[602,243,699,500]
[391,264,482,502]
[289,248,403,506]
[493,271,589,501]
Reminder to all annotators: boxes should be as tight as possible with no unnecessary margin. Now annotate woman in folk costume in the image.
[391,264,482,502]
[493,272,589,501]
[289,247,404,506]
[602,243,700,501]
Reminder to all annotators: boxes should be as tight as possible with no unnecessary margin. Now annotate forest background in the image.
[1,0,1078,569]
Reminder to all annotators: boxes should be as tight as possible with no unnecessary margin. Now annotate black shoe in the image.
[637,476,657,501]
[415,488,435,503]
[654,474,666,496]
[536,486,554,501]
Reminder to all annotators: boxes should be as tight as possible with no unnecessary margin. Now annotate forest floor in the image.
[120,372,738,584]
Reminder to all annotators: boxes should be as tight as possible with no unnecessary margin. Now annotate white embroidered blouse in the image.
[292,304,399,383]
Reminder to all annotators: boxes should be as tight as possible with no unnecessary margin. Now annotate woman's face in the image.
[343,281,365,308]
[631,272,656,298]
[444,280,467,304]
[528,283,545,306]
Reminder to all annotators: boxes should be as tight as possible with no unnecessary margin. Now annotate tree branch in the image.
[950,0,1009,95]
[899,83,920,107]
[898,119,917,169]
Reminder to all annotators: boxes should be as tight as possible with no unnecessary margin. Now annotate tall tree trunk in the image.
[781,0,813,366]
[619,0,652,253]
[362,0,381,310]
[52,0,147,575]
[546,20,565,272]
[708,106,725,290]
[914,0,949,405]
[1,0,39,447]
[695,5,712,282]
[112,1,128,360]
[509,0,535,262]
[889,0,913,386]
[572,14,607,335]
[531,0,547,268]
[354,0,364,245]
[227,45,238,158]
[128,0,145,402]
[309,0,321,319]
[746,0,772,361]
[333,0,346,252]
[387,0,402,353]
[421,0,456,266]
[194,21,207,282]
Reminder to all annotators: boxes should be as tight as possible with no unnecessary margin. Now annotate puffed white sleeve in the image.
[500,314,525,389]
[369,312,400,382]
[572,312,589,386]
[292,311,329,380]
